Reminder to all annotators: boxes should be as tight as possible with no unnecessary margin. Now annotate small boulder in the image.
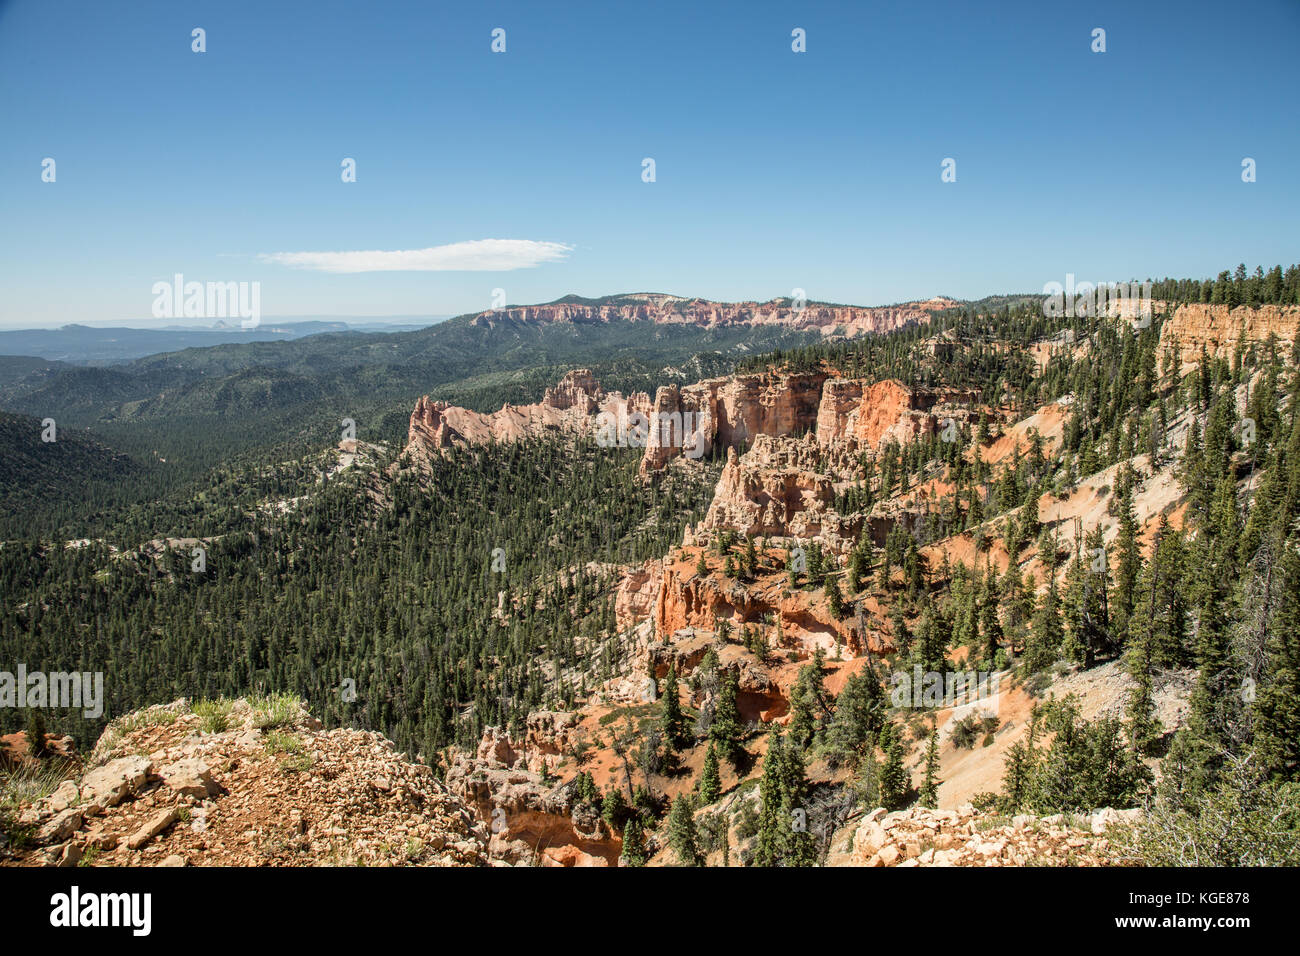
[127,808,178,850]
[81,756,153,810]
[159,757,217,799]
[47,781,80,813]
[37,808,83,844]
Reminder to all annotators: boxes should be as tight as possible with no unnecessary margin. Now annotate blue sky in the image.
[1,0,1297,327]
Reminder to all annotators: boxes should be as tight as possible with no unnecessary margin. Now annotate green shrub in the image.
[1117,754,1300,866]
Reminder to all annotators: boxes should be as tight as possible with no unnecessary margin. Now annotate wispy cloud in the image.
[259,239,572,273]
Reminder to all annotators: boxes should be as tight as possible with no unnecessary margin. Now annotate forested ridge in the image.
[0,316,812,539]
[0,437,720,763]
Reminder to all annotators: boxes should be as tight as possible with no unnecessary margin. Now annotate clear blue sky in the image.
[1,0,1297,327]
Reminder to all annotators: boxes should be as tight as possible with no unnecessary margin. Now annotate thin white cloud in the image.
[259,239,572,273]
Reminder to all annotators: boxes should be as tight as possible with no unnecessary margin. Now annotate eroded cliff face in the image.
[469,294,955,338]
[700,439,855,549]
[403,362,978,483]
[639,371,829,473]
[849,380,981,448]
[1159,303,1300,373]
[640,375,982,474]
[649,545,875,662]
[853,379,937,447]
[815,379,865,445]
[403,369,651,466]
[614,559,666,634]
[444,712,620,867]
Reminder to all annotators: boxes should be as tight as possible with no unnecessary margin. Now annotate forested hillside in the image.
[0,310,818,538]
[0,435,720,763]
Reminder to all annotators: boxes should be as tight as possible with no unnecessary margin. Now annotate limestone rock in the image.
[159,757,217,799]
[127,808,178,850]
[81,756,153,810]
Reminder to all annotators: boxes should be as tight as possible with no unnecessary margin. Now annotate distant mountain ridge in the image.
[472,293,958,338]
[0,320,424,365]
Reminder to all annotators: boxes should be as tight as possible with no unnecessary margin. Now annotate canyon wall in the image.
[404,369,651,464]
[639,371,829,473]
[1159,303,1300,373]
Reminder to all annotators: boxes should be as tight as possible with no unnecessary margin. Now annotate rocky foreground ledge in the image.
[828,804,1142,867]
[3,697,487,867]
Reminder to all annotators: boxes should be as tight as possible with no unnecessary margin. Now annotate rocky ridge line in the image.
[4,697,488,868]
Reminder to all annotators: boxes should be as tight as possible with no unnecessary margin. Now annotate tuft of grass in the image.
[192,697,234,734]
[263,731,313,773]
[281,753,315,773]
[1,761,69,850]
[973,813,1012,833]
[263,730,304,755]
[117,706,179,733]
[249,692,302,730]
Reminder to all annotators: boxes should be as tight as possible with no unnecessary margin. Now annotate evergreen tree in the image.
[620,816,648,867]
[825,575,845,618]
[878,723,911,811]
[1253,546,1300,782]
[661,664,685,749]
[1024,572,1064,673]
[709,667,743,767]
[1062,526,1109,667]
[24,711,47,759]
[847,549,864,594]
[601,789,630,835]
[667,793,702,866]
[1112,466,1141,639]
[1126,627,1163,756]
[699,741,722,803]
[753,726,816,867]
[824,664,887,768]
[919,725,941,808]
[787,649,828,752]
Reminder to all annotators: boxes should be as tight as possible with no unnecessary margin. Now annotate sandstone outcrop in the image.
[444,713,619,866]
[403,369,652,465]
[614,559,666,633]
[700,439,857,550]
[640,375,980,473]
[639,371,828,473]
[851,380,979,449]
[1159,302,1300,374]
[814,378,865,444]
